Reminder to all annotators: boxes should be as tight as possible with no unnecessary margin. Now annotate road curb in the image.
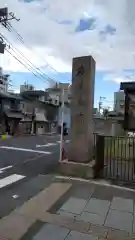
[2,133,58,137]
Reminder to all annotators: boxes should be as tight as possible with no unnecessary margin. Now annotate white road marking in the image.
[57,140,71,143]
[0,174,25,188]
[0,165,12,174]
[36,143,57,148]
[12,194,19,199]
[0,146,52,154]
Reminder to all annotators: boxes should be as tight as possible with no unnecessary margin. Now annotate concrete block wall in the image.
[93,118,124,136]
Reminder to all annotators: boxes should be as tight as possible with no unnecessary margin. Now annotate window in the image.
[120,100,124,108]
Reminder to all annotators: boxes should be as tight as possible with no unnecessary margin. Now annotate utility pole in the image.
[98,96,106,114]
[0,7,20,54]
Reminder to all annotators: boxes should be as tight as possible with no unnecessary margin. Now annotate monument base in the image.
[57,160,96,179]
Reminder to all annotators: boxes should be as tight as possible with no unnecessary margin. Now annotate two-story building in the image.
[0,91,24,135]
[20,89,58,134]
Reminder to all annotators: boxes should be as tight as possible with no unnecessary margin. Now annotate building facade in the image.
[0,92,23,135]
[46,82,71,129]
[46,82,71,105]
[20,88,58,134]
[20,83,34,93]
[114,91,125,114]
[0,67,9,93]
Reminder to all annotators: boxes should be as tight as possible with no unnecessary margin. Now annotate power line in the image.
[9,46,53,84]
[0,33,48,78]
[5,48,50,83]
[0,7,69,88]
[1,33,56,85]
[0,8,57,85]
[9,25,63,76]
[0,7,20,53]
[0,33,55,84]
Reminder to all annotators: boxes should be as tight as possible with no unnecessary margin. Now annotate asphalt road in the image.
[0,134,70,218]
[0,134,62,174]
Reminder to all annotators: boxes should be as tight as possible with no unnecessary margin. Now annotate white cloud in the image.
[0,0,135,75]
[104,71,135,84]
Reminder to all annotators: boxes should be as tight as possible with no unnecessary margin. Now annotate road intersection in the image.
[0,134,70,219]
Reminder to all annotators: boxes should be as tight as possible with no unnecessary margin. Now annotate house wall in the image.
[35,107,47,122]
[21,101,34,114]
[114,91,125,114]
[93,118,124,136]
[1,98,20,111]
[57,105,124,136]
[0,67,8,93]
[49,92,59,105]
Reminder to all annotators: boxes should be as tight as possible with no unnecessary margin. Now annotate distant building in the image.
[46,82,71,105]
[114,91,125,114]
[46,82,71,128]
[0,67,9,93]
[20,89,58,134]
[20,83,34,93]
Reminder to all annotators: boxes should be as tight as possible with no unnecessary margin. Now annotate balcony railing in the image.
[10,108,22,113]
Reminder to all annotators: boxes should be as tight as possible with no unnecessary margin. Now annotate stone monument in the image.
[68,55,95,163]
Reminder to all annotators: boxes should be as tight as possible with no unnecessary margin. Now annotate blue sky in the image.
[10,70,120,108]
[2,0,135,109]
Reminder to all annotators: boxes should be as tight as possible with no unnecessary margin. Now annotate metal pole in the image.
[59,83,71,161]
[59,88,64,161]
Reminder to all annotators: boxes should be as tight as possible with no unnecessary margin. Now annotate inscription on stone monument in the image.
[69,55,95,163]
[75,64,85,112]
[74,113,84,134]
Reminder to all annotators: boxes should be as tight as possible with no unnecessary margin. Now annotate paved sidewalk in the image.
[0,176,135,239]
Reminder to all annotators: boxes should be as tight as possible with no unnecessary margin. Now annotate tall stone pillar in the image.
[68,55,95,163]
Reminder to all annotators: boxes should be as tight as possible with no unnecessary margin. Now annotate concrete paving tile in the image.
[18,183,72,218]
[70,220,90,233]
[105,209,133,233]
[71,182,94,200]
[66,230,98,240]
[88,224,108,238]
[92,184,135,202]
[39,212,75,228]
[40,212,91,234]
[84,198,110,216]
[57,210,76,218]
[60,197,87,214]
[0,212,35,240]
[107,228,129,239]
[76,211,105,225]
[111,197,133,213]
[92,185,114,201]
[19,221,44,240]
[33,223,69,240]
